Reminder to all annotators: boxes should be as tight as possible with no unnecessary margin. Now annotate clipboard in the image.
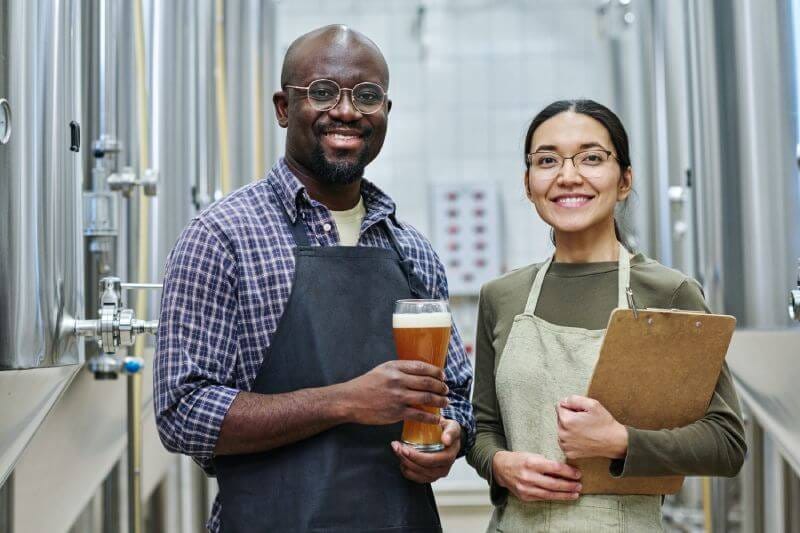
[570,306,736,495]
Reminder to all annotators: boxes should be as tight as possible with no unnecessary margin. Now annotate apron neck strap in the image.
[271,179,430,299]
[524,243,631,315]
[383,221,431,299]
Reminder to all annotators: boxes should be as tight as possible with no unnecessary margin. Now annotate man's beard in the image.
[308,127,373,185]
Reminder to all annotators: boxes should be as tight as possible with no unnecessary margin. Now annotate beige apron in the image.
[490,245,663,532]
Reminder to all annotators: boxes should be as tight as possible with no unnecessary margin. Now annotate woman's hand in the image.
[492,450,582,502]
[556,395,628,460]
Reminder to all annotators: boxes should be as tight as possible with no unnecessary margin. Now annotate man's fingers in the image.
[397,453,447,482]
[405,390,449,409]
[405,375,449,395]
[393,360,446,380]
[402,408,441,425]
[397,442,456,469]
[398,461,436,484]
[439,419,461,447]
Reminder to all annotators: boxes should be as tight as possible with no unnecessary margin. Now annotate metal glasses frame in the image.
[284,78,388,114]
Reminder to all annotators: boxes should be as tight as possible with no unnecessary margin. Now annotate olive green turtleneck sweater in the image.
[466,253,747,505]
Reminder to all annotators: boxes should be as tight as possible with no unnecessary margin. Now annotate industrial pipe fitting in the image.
[107,166,158,197]
[71,277,161,378]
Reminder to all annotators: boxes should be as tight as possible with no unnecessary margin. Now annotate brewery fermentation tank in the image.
[0,0,85,486]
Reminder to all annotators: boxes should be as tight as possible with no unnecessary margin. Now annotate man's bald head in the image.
[280,25,389,88]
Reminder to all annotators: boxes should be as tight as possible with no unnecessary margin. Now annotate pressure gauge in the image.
[0,99,10,144]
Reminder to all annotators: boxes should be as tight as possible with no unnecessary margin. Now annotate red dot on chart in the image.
[448,243,460,251]
[447,192,459,201]
[465,345,474,355]
[476,259,486,267]
[475,242,487,250]
[448,226,459,234]
[474,209,485,217]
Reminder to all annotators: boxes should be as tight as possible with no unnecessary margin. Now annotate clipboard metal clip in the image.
[626,286,640,319]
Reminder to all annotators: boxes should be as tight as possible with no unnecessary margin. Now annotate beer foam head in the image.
[392,312,451,328]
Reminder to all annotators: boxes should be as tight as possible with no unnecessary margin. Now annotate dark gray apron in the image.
[214,189,442,533]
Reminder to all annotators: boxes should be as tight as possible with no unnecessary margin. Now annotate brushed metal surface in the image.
[0,0,85,370]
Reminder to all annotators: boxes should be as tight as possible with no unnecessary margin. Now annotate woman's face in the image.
[525,111,632,237]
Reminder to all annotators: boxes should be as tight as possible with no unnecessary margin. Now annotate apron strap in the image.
[524,243,631,315]
[617,244,631,309]
[270,177,429,299]
[270,179,312,247]
[383,220,430,299]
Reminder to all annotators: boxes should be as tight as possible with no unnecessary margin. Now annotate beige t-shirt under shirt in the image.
[330,197,366,246]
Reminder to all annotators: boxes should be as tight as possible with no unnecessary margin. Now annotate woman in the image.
[466,99,746,532]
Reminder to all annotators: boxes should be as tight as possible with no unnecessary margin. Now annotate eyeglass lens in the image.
[528,150,612,180]
[306,79,385,114]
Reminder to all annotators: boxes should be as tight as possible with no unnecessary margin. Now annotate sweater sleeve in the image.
[609,279,747,478]
[466,285,510,505]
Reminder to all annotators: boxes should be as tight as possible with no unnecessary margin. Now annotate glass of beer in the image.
[393,299,452,452]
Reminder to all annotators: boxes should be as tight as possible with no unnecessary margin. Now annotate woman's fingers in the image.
[519,486,580,502]
[530,473,582,493]
[537,458,582,480]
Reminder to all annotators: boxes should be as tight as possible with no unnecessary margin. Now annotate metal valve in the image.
[107,166,158,197]
[790,259,800,321]
[72,277,162,379]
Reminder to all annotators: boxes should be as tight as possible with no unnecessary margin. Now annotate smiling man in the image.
[154,25,474,533]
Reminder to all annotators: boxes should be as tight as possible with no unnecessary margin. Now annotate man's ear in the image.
[273,91,289,129]
[386,98,392,114]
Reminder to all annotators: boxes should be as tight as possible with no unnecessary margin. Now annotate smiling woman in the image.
[466,100,747,532]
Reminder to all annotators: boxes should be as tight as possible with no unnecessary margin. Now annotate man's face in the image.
[275,43,391,184]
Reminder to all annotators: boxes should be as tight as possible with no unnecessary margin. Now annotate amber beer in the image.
[392,300,452,452]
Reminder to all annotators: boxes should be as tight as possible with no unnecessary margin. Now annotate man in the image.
[154,25,474,532]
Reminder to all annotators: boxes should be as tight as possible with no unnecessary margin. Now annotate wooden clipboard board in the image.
[570,307,736,495]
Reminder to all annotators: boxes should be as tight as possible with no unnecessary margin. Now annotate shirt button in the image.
[323,223,332,232]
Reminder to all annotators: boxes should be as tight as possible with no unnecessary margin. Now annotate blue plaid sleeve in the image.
[153,218,240,469]
[433,256,476,455]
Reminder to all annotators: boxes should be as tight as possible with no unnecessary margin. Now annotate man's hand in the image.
[492,450,582,501]
[341,360,449,426]
[556,395,628,460]
[391,418,461,483]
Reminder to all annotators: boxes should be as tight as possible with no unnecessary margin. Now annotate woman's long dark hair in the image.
[524,99,634,251]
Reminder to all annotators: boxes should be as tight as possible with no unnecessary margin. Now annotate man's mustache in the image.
[316,121,374,139]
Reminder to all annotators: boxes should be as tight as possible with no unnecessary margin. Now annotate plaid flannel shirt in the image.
[154,158,475,532]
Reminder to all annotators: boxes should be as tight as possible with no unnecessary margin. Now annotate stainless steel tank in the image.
[0,0,85,486]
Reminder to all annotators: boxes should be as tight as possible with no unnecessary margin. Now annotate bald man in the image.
[154,25,475,532]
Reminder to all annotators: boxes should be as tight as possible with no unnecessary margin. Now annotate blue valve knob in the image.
[122,357,144,374]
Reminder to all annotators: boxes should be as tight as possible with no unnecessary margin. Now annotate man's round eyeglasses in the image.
[284,79,388,115]
[526,149,618,181]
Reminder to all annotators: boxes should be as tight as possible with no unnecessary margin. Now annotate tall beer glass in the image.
[393,299,452,452]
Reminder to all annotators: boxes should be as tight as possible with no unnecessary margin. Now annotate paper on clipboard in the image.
[570,307,736,495]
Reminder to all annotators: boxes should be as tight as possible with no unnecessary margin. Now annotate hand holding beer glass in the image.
[393,299,452,452]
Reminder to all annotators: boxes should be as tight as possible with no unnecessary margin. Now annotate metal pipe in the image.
[702,477,712,532]
[214,0,231,195]
[127,371,143,533]
[651,0,673,267]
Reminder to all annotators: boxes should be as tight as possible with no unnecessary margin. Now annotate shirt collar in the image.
[268,157,399,225]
